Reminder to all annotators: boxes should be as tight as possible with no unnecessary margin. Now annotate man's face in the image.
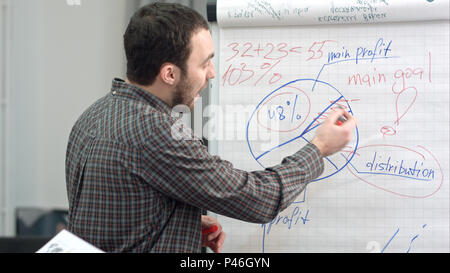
[173,29,215,110]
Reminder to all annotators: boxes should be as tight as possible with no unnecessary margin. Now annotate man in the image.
[65,3,356,253]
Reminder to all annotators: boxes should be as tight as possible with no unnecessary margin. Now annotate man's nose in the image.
[208,62,216,79]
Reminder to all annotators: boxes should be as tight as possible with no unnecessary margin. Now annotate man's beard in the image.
[172,74,194,108]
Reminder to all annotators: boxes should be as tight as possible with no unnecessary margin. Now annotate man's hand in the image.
[311,108,357,157]
[201,215,226,253]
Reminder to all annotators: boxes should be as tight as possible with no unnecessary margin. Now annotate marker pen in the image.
[202,225,218,235]
[336,105,347,126]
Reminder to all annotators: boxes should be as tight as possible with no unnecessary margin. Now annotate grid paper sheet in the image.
[210,0,450,253]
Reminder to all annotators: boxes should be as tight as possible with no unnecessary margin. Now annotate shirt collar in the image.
[110,78,172,115]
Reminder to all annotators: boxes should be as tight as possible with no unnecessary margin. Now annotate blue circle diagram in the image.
[246,78,360,182]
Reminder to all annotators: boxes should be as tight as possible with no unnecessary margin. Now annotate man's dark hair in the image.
[124,2,209,86]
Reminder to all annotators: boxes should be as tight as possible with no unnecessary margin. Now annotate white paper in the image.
[217,0,450,27]
[211,0,450,253]
[36,230,104,253]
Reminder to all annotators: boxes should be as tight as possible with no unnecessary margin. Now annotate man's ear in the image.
[160,63,180,86]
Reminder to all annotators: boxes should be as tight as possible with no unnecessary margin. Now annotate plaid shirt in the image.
[65,78,324,253]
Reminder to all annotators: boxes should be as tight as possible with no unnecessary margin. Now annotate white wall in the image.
[1,0,13,235]
[7,0,130,234]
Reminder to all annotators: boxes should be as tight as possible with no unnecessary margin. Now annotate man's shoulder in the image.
[72,94,110,131]
[70,94,174,146]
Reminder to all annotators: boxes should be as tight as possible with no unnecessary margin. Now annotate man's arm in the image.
[138,108,355,224]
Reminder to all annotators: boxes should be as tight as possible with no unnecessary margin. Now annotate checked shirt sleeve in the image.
[139,118,324,224]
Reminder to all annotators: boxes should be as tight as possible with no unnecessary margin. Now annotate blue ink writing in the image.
[382,224,428,253]
[406,224,427,253]
[328,46,351,63]
[356,38,392,64]
[365,152,435,181]
[264,207,310,235]
[261,206,310,253]
[267,94,302,123]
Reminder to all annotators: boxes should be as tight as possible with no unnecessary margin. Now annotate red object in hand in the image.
[202,225,218,235]
[336,105,347,126]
